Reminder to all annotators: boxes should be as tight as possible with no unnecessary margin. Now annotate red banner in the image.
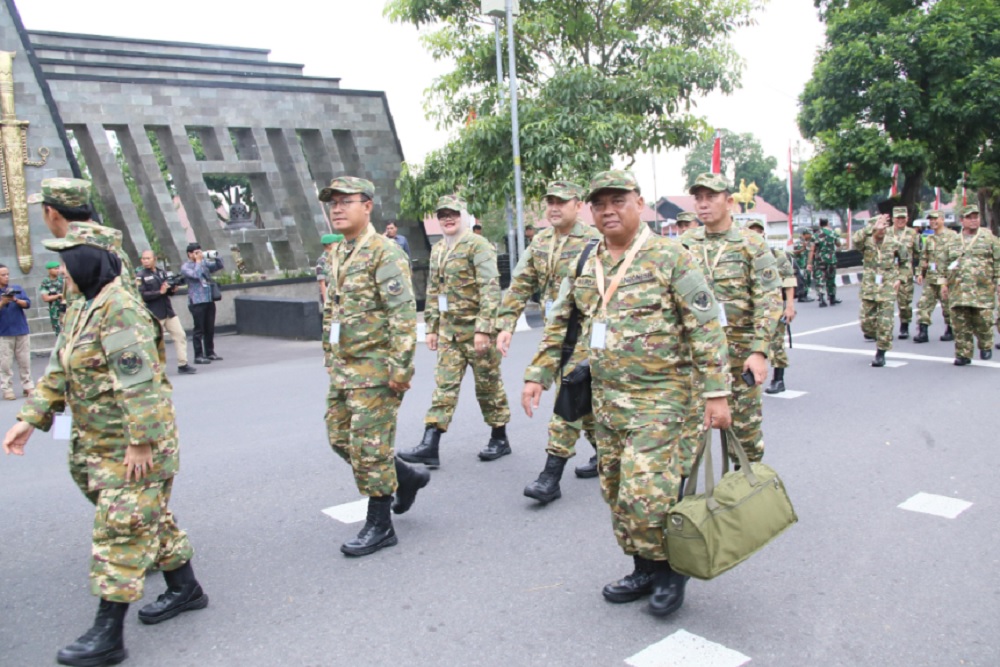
[711,132,722,174]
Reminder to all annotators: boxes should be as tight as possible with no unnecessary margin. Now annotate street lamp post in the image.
[493,16,516,278]
[505,0,526,258]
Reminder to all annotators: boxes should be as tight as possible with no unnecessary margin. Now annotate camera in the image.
[205,250,219,261]
[0,287,16,299]
[165,271,185,289]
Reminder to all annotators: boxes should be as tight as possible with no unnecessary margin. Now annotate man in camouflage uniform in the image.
[522,170,732,618]
[913,210,957,343]
[887,206,921,339]
[853,214,910,366]
[675,211,699,235]
[943,205,1000,365]
[39,260,66,335]
[746,221,797,394]
[682,173,781,464]
[399,195,512,467]
[496,180,601,503]
[316,233,342,304]
[807,218,841,307]
[792,230,815,302]
[319,176,428,557]
[3,227,207,666]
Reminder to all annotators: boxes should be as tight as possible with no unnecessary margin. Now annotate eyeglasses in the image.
[327,198,367,210]
[437,211,461,221]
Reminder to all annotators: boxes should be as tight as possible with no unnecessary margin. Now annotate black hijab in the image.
[60,245,122,301]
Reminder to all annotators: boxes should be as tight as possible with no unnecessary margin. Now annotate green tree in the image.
[681,129,793,211]
[386,0,762,218]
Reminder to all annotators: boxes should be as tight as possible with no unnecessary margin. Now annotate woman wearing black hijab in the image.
[3,237,208,667]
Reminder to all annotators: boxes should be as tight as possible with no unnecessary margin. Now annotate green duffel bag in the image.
[665,429,797,580]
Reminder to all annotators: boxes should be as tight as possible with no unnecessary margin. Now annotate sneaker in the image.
[194,357,211,365]
[178,364,197,375]
[206,353,223,361]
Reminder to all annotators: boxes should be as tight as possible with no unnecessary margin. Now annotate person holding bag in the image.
[181,243,224,365]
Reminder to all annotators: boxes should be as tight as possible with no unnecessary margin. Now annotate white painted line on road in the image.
[515,313,532,332]
[794,343,1000,369]
[322,499,368,524]
[765,390,808,399]
[795,320,861,337]
[898,493,973,519]
[625,630,750,667]
[883,360,908,368]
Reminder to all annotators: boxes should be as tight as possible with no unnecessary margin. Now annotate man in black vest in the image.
[136,250,196,375]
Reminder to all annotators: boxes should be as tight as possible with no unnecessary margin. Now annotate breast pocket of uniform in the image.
[68,340,114,400]
[617,290,668,341]
[712,255,747,301]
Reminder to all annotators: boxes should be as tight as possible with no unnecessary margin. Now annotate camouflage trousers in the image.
[916,283,950,326]
[425,336,510,431]
[860,298,894,351]
[796,261,812,294]
[723,369,764,464]
[812,262,837,300]
[547,410,596,459]
[896,276,915,324]
[594,418,688,561]
[768,318,789,369]
[326,384,401,497]
[949,306,993,359]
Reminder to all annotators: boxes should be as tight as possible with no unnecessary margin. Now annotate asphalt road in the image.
[1,284,998,667]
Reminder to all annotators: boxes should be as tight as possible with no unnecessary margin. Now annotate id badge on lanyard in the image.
[590,321,607,349]
[53,413,72,441]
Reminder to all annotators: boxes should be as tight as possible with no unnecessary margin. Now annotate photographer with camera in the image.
[0,264,34,401]
[181,243,224,365]
[136,250,197,375]
[39,261,67,335]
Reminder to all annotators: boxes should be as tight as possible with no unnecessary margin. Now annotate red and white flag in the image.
[890,164,900,197]
[711,131,722,175]
[934,187,941,210]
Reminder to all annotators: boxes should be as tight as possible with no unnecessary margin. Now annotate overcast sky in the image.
[17,0,826,198]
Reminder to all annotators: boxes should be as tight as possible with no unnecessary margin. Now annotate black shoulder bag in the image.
[553,239,599,422]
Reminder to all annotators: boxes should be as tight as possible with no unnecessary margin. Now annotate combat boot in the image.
[980,349,992,361]
[871,349,886,367]
[898,322,909,340]
[575,454,599,479]
[764,367,785,394]
[830,295,842,305]
[954,356,971,366]
[818,296,828,308]
[941,325,954,342]
[398,427,442,468]
[602,556,656,603]
[523,454,567,504]
[913,324,929,343]
[138,561,208,625]
[56,599,128,667]
[341,496,397,557]
[647,562,690,618]
[479,426,512,461]
[392,457,430,515]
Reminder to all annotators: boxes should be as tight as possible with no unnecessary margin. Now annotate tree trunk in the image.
[978,188,999,235]
[900,169,924,220]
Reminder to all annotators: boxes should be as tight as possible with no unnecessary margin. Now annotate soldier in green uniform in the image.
[316,233,343,304]
[793,231,815,302]
[522,170,732,618]
[399,195,512,467]
[745,221,797,394]
[675,211,699,235]
[887,206,922,339]
[942,205,1000,365]
[682,173,781,463]
[3,229,207,667]
[853,214,909,366]
[913,211,957,343]
[496,180,601,503]
[39,260,67,335]
[319,176,428,557]
[807,219,841,307]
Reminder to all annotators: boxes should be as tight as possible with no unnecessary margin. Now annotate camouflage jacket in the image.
[322,225,415,388]
[921,228,959,285]
[681,226,782,361]
[39,276,65,318]
[811,227,839,265]
[887,226,921,277]
[853,226,909,302]
[18,278,179,491]
[525,231,731,431]
[316,249,330,283]
[425,231,500,340]
[773,248,797,290]
[792,240,811,268]
[944,228,1000,308]
[496,221,601,332]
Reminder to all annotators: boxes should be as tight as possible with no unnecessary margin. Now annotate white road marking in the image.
[515,313,532,332]
[883,360,908,368]
[898,492,973,519]
[794,320,861,337]
[794,343,1000,368]
[321,499,369,524]
[625,630,751,667]
[764,390,808,399]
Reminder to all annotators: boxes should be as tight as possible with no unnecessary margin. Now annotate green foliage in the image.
[387,0,761,219]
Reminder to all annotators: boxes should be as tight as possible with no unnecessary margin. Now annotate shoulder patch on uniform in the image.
[387,278,403,296]
[117,351,144,376]
[691,290,713,311]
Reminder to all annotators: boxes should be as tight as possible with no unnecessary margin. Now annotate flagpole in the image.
[787,142,794,246]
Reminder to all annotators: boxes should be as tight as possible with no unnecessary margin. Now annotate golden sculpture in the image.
[732,179,758,211]
[1,51,49,273]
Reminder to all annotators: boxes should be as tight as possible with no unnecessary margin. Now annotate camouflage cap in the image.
[584,170,640,202]
[544,180,586,201]
[676,211,697,223]
[27,177,92,208]
[318,176,375,202]
[962,204,980,216]
[892,206,908,218]
[435,194,467,212]
[926,210,942,219]
[688,172,731,194]
[43,221,124,253]
[747,220,765,231]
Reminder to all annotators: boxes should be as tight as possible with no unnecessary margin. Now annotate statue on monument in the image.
[226,191,254,230]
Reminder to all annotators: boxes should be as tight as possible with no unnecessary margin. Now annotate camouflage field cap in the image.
[27,177,92,207]
[435,194,467,212]
[747,220,765,231]
[585,170,640,202]
[892,206,908,218]
[962,204,980,216]
[318,176,375,202]
[43,221,124,253]
[688,172,731,194]
[676,211,697,223]
[927,211,942,220]
[544,180,586,201]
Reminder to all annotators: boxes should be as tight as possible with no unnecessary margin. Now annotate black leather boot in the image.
[830,295,842,305]
[913,323,929,343]
[818,296,828,308]
[523,454,567,503]
[764,367,785,394]
[574,454,599,479]
[872,349,886,367]
[980,348,992,361]
[647,562,689,618]
[138,561,208,625]
[56,599,128,666]
[941,325,954,342]
[898,322,909,339]
[602,556,656,603]
[478,435,512,461]
[341,496,397,557]
[954,356,971,366]
[398,427,441,468]
[392,457,429,515]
